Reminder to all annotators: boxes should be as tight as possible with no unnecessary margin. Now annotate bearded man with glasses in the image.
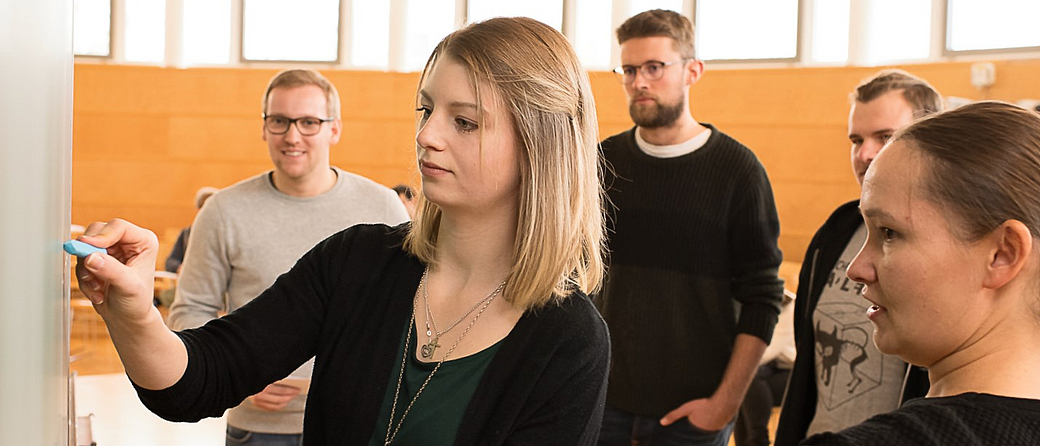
[167,69,409,446]
[597,9,784,446]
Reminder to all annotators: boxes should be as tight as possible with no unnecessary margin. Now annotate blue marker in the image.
[63,240,106,258]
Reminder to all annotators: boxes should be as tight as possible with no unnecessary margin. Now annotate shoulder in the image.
[803,394,1040,446]
[213,172,270,199]
[199,172,275,214]
[316,222,411,255]
[333,168,395,195]
[524,292,610,356]
[600,127,637,154]
[702,125,763,167]
[811,200,863,242]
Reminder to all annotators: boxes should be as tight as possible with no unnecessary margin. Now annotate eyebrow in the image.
[418,90,478,112]
[849,128,896,139]
[860,206,896,221]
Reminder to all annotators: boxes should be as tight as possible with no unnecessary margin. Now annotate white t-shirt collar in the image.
[635,127,712,159]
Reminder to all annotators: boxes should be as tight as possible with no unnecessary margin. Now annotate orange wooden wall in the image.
[72,59,1040,262]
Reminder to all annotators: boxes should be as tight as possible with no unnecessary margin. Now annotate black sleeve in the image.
[728,158,784,343]
[133,226,359,422]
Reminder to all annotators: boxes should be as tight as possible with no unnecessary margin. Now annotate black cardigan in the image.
[774,200,928,446]
[135,223,611,446]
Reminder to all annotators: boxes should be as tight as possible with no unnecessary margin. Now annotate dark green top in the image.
[367,321,503,446]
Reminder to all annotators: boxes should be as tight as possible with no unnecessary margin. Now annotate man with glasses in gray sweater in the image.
[167,69,408,446]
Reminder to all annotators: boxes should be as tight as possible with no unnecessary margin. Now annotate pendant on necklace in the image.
[420,337,440,359]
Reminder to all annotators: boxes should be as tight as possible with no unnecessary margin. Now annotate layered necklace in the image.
[383,268,507,446]
[421,272,506,359]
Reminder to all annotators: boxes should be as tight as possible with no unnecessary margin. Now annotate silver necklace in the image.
[384,267,499,446]
[421,274,506,360]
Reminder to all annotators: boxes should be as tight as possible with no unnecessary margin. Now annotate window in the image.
[74,0,111,57]
[402,0,456,72]
[946,0,1040,52]
[467,0,564,31]
[182,0,231,65]
[626,0,683,17]
[242,0,340,62]
[855,0,931,64]
[349,0,390,68]
[572,0,613,69]
[695,0,799,61]
[809,0,849,63]
[124,0,166,63]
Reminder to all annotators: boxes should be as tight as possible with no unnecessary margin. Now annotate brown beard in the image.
[629,96,685,128]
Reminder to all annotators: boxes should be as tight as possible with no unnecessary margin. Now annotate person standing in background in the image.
[774,70,943,446]
[597,9,784,446]
[167,68,408,445]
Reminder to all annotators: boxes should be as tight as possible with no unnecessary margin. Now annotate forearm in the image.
[711,333,767,416]
[104,305,188,390]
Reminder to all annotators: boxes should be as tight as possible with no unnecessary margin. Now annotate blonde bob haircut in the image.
[403,17,605,311]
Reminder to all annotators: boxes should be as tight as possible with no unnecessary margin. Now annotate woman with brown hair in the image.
[74,17,608,446]
[802,101,1040,445]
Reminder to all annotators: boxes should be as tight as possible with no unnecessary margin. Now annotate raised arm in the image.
[75,219,187,390]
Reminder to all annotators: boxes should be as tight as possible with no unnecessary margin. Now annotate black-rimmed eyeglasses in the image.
[263,114,335,136]
[613,60,688,84]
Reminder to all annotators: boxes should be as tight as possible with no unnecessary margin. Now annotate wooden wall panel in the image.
[73,59,1040,262]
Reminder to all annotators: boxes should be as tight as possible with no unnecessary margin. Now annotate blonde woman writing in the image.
[74,17,608,446]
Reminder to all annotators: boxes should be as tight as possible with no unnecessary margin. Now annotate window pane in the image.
[74,0,111,56]
[859,0,930,64]
[182,0,231,65]
[627,0,683,16]
[696,0,798,60]
[242,0,339,62]
[350,0,389,67]
[124,0,166,63]
[467,0,563,31]
[402,0,455,72]
[948,0,1040,52]
[810,0,849,63]
[574,0,613,69]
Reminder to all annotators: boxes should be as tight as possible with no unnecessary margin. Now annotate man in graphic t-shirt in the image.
[773,70,944,446]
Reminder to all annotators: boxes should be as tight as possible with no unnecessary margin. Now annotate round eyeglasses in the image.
[612,60,688,84]
[263,114,335,136]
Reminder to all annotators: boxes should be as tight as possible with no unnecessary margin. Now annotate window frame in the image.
[693,0,804,64]
[941,0,1040,57]
[73,0,115,59]
[238,0,345,64]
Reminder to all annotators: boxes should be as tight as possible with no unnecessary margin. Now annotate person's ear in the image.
[686,59,704,86]
[329,118,342,145]
[982,219,1034,290]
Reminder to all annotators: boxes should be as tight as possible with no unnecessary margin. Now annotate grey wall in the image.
[0,1,74,444]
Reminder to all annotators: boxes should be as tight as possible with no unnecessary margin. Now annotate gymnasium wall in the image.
[72,59,1040,262]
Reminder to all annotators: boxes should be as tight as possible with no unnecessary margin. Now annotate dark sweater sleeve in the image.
[728,156,784,343]
[133,226,356,422]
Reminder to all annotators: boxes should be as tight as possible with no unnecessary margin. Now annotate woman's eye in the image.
[881,227,897,240]
[455,117,478,132]
[416,106,432,121]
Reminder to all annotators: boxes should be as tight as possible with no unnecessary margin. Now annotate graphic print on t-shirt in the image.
[807,225,905,436]
[815,290,874,408]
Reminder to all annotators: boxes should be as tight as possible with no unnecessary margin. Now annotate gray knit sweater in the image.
[167,167,409,434]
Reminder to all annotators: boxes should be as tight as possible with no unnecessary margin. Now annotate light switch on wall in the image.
[971,62,996,89]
